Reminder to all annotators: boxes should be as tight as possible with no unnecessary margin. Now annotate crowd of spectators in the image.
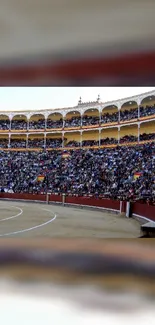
[140,133,155,141]
[10,140,26,148]
[101,112,118,124]
[29,119,45,130]
[28,139,45,148]
[47,119,63,129]
[120,135,138,143]
[0,142,154,202]
[82,140,99,146]
[82,115,99,126]
[120,108,138,121]
[11,120,27,130]
[0,120,10,130]
[100,137,118,145]
[46,138,62,148]
[66,141,81,147]
[140,105,155,117]
[64,116,81,128]
[0,139,9,148]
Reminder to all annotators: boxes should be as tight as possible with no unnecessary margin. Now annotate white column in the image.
[27,135,29,148]
[10,118,12,131]
[138,105,140,119]
[27,119,29,131]
[80,131,82,147]
[62,132,64,148]
[45,118,47,130]
[81,115,83,127]
[99,129,101,147]
[44,133,46,148]
[118,127,120,144]
[8,133,11,147]
[138,124,140,142]
[118,110,120,123]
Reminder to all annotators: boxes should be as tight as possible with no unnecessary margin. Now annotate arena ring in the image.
[0,199,141,238]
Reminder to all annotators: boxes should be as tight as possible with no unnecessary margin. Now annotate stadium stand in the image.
[0,90,154,204]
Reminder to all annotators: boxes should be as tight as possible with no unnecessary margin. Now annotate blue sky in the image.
[0,87,154,111]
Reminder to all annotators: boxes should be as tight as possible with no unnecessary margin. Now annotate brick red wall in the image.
[132,202,155,221]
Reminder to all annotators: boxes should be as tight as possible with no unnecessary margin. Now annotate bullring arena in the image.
[0,200,141,238]
[0,89,154,238]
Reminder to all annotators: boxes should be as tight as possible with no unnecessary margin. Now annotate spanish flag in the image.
[134,172,142,180]
[37,175,45,182]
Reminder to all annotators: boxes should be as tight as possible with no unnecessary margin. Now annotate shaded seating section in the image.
[101,112,118,124]
[46,119,63,129]
[82,140,99,146]
[66,141,80,147]
[120,108,138,121]
[28,139,45,148]
[82,116,99,126]
[100,137,118,145]
[140,105,155,117]
[29,119,45,129]
[140,133,155,141]
[120,135,138,143]
[46,138,62,148]
[65,117,81,127]
[0,120,10,130]
[10,139,26,148]
[11,120,27,130]
[0,139,8,148]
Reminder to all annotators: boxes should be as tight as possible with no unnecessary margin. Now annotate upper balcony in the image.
[0,90,154,133]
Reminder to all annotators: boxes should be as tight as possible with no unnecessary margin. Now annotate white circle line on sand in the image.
[0,206,23,222]
[0,208,57,237]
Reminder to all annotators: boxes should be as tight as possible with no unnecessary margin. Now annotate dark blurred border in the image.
[0,48,155,86]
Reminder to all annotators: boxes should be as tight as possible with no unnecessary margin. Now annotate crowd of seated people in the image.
[101,112,118,124]
[140,133,155,141]
[46,138,62,148]
[120,135,138,143]
[28,139,45,148]
[0,139,9,148]
[82,140,99,147]
[66,141,81,147]
[29,119,45,129]
[64,116,81,128]
[0,120,10,130]
[100,137,118,145]
[10,139,26,148]
[46,118,63,129]
[82,115,99,126]
[0,142,154,203]
[120,108,138,121]
[11,120,27,130]
[140,104,155,117]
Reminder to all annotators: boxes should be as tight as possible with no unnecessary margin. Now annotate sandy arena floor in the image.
[0,200,141,238]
